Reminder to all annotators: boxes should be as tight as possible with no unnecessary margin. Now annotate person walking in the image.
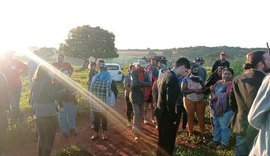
[155,57,190,156]
[30,65,65,156]
[129,59,150,141]
[123,64,136,127]
[90,60,118,140]
[231,50,270,156]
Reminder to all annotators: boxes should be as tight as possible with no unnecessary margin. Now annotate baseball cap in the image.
[137,59,147,68]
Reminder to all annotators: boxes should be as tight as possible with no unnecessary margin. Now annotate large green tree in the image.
[59,25,118,68]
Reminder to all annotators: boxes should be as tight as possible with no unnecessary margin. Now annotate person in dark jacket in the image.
[129,59,150,141]
[0,73,9,155]
[30,65,66,156]
[123,64,136,127]
[155,57,190,156]
[211,52,230,73]
[231,50,270,156]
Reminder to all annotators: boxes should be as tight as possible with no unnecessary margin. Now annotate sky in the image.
[0,0,270,53]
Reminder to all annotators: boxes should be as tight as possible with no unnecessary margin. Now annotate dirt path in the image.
[6,95,158,156]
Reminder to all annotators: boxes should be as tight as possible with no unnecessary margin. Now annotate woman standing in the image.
[208,68,234,149]
[0,73,9,154]
[30,65,64,156]
[123,64,136,127]
[182,65,206,139]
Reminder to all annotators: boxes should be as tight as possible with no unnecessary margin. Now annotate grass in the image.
[12,64,239,156]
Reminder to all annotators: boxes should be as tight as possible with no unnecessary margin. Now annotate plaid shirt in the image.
[90,76,110,112]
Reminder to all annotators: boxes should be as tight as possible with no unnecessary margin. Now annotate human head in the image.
[174,57,190,76]
[243,50,270,73]
[58,54,64,63]
[150,57,158,66]
[33,65,52,81]
[97,60,106,71]
[216,66,224,77]
[137,59,147,71]
[191,64,199,76]
[222,68,234,82]
[90,62,96,69]
[128,64,136,73]
[220,52,227,61]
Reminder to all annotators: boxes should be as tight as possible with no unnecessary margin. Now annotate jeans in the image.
[213,110,233,146]
[132,103,144,136]
[125,96,133,122]
[235,135,250,156]
[59,102,77,134]
[93,112,107,132]
[36,116,57,156]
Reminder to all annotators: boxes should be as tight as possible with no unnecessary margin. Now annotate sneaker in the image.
[135,136,139,141]
[127,122,131,127]
[91,133,99,140]
[208,141,220,147]
[143,120,149,124]
[217,144,228,150]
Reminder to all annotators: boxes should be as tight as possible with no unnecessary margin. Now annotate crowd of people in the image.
[1,50,270,156]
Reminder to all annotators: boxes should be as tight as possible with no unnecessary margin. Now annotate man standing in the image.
[155,57,190,156]
[231,50,270,156]
[0,51,27,124]
[52,54,74,75]
[211,52,230,73]
[129,59,150,141]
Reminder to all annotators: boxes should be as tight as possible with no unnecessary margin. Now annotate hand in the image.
[210,86,215,92]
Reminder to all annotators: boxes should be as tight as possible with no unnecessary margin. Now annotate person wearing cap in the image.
[129,59,150,141]
[194,57,207,81]
[90,60,118,140]
[230,50,270,156]
[155,57,190,156]
[211,52,230,73]
[0,51,27,124]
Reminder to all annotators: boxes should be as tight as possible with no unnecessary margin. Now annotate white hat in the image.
[137,59,147,68]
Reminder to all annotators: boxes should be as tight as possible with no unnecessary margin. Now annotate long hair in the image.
[32,65,51,82]
[0,73,9,109]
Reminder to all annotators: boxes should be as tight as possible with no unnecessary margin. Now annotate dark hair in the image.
[58,54,64,58]
[175,57,190,69]
[98,60,105,64]
[223,68,234,75]
[90,62,96,68]
[243,51,266,70]
[33,65,51,82]
[128,64,135,71]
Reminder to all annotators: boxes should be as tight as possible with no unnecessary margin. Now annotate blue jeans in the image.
[59,102,77,134]
[235,135,250,156]
[213,110,233,146]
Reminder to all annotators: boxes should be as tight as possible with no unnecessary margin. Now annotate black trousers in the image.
[157,117,178,156]
[93,112,107,132]
[125,96,133,122]
[0,112,8,152]
[36,116,57,156]
[177,105,187,129]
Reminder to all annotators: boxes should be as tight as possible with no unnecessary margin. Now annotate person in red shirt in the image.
[52,54,74,75]
[0,51,27,123]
